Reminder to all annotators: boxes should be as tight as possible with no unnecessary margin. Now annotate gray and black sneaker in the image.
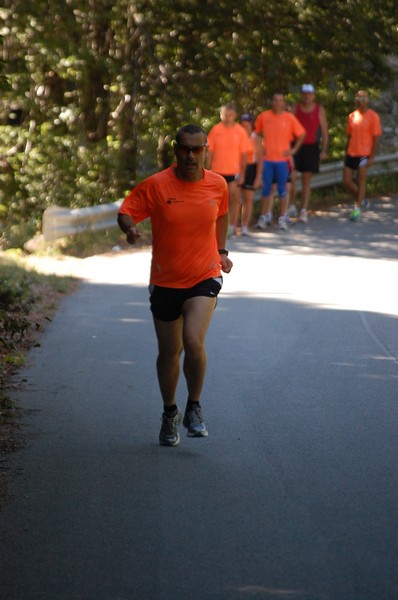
[183,403,208,437]
[159,409,182,446]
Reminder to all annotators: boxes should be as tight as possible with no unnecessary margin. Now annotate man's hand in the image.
[320,150,328,161]
[126,226,141,245]
[220,254,233,273]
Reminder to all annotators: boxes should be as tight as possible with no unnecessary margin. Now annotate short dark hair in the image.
[175,124,207,144]
[221,102,237,112]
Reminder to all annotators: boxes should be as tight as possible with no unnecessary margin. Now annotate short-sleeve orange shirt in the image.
[207,122,250,175]
[246,132,260,164]
[119,166,228,288]
[346,109,382,156]
[254,110,305,161]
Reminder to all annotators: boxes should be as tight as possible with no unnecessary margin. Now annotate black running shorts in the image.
[149,277,223,321]
[344,154,369,170]
[294,143,320,173]
[241,163,257,189]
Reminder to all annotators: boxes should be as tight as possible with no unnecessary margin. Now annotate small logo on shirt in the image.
[166,198,184,205]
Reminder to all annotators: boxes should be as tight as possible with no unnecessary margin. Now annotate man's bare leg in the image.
[343,166,358,201]
[301,172,312,210]
[182,296,217,402]
[153,316,183,408]
[356,166,368,207]
[227,180,240,231]
[241,188,254,232]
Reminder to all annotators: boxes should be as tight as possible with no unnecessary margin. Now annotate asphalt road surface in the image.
[1,198,398,600]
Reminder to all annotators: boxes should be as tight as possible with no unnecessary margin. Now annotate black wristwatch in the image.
[218,248,229,256]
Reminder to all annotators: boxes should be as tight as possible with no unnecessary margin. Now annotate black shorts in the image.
[149,277,223,321]
[241,163,257,189]
[294,144,320,173]
[219,174,236,184]
[344,155,369,170]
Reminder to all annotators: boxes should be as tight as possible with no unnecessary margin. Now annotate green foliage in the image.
[0,0,397,248]
[2,352,25,367]
[0,275,35,346]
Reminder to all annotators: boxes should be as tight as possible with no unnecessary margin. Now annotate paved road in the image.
[1,198,398,599]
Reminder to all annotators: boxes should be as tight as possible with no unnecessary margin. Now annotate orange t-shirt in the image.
[254,110,305,161]
[246,132,260,164]
[119,166,228,288]
[207,122,249,175]
[346,109,382,156]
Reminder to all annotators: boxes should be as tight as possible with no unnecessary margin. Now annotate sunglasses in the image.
[174,143,207,155]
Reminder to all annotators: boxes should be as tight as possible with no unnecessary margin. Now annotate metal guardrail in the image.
[42,152,398,241]
[42,200,122,242]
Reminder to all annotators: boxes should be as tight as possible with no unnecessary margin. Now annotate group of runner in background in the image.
[206,86,382,235]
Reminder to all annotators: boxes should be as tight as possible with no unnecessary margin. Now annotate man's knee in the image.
[183,332,205,358]
[158,345,183,363]
[357,167,368,182]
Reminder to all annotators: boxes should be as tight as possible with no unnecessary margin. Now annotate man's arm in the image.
[254,135,263,189]
[205,149,213,169]
[368,136,380,167]
[237,152,247,186]
[287,131,306,157]
[117,213,141,244]
[216,212,233,273]
[319,105,329,160]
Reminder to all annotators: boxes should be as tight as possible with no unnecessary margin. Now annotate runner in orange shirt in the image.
[343,90,382,220]
[206,103,249,237]
[118,124,233,447]
[254,92,305,230]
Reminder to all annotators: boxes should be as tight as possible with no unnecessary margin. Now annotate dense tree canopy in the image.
[0,0,397,245]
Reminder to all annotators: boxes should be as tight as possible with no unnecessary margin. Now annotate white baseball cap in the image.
[301,84,316,93]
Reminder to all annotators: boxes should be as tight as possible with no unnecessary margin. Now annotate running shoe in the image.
[350,208,361,221]
[361,199,369,209]
[256,215,267,230]
[287,204,298,218]
[298,208,308,223]
[183,403,208,437]
[278,216,289,231]
[159,409,182,446]
[227,225,236,238]
[241,226,250,236]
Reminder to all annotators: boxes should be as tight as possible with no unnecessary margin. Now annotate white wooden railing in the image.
[42,152,398,241]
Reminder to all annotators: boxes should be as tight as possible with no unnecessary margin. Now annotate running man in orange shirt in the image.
[206,103,249,237]
[118,124,233,447]
[343,90,382,221]
[254,92,305,230]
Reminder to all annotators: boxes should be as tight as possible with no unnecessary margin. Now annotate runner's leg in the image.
[181,295,217,402]
[153,316,183,407]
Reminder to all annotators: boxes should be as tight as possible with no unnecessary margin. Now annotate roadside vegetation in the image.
[0,253,77,454]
